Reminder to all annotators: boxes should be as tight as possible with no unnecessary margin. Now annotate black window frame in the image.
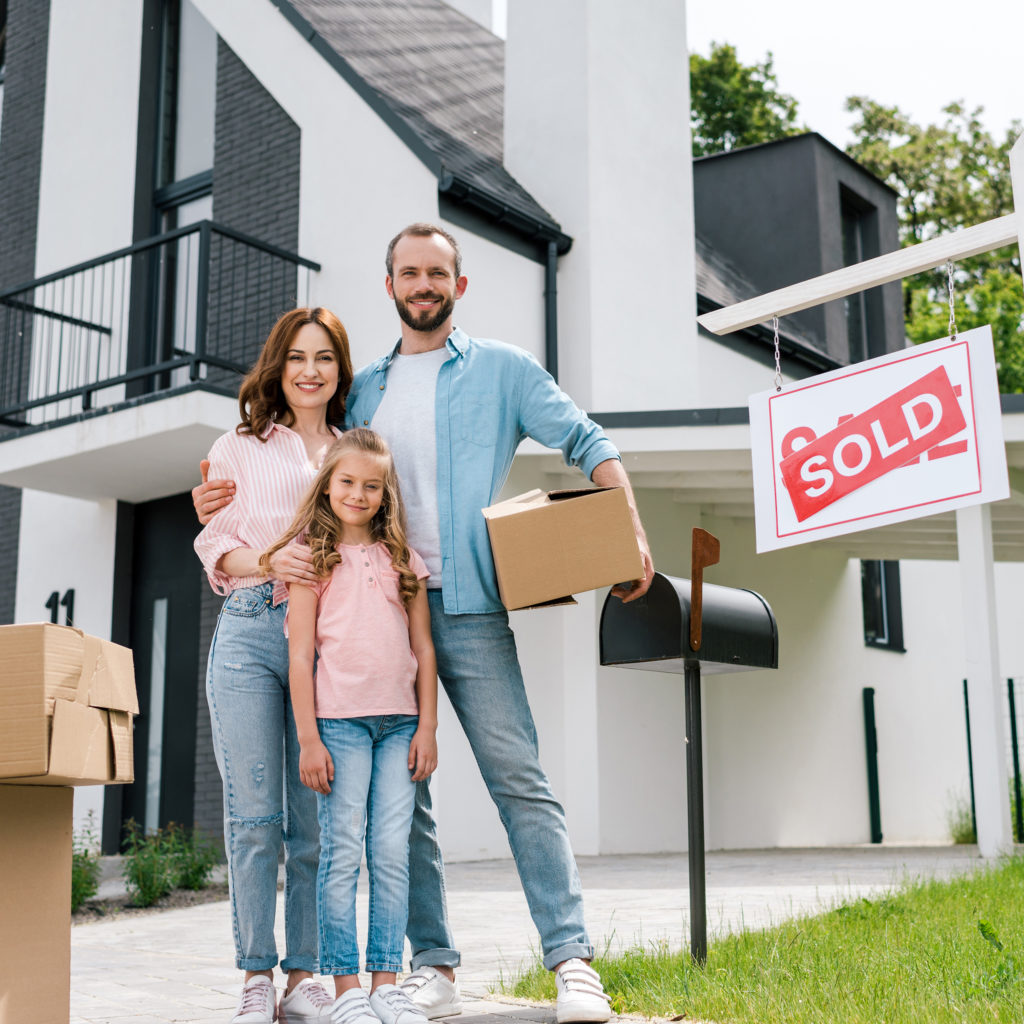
[860,559,905,652]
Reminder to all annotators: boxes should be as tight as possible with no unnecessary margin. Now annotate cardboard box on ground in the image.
[0,624,138,1024]
[483,486,643,610]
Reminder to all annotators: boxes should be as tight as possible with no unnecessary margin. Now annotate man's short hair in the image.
[385,223,462,278]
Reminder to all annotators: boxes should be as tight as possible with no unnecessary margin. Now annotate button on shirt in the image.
[347,328,620,615]
[304,542,430,719]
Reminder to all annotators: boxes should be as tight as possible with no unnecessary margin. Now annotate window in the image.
[861,560,905,652]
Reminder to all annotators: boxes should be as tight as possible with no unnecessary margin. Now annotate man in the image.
[195,223,654,1023]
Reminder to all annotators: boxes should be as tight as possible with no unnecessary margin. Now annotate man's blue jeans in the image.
[407,592,594,972]
[205,583,319,972]
[316,715,419,975]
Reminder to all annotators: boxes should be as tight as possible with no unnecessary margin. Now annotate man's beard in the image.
[394,291,455,333]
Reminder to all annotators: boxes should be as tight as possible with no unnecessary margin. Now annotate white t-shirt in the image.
[370,347,449,585]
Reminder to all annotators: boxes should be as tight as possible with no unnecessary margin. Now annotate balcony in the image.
[0,222,319,501]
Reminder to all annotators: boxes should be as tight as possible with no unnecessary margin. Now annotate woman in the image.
[194,307,353,1024]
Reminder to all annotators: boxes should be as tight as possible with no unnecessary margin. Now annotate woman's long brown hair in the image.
[236,307,353,440]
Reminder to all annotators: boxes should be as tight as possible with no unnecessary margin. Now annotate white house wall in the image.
[14,490,119,833]
[35,0,141,275]
[696,331,797,407]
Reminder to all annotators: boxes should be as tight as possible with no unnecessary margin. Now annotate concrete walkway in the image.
[71,846,983,1023]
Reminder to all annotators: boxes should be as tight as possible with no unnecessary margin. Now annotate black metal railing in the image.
[0,221,320,427]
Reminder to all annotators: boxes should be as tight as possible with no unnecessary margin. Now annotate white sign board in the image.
[749,326,1009,552]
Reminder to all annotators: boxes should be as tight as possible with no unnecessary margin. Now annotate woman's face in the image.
[279,322,340,417]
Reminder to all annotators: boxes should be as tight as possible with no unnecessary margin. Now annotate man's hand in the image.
[612,541,655,603]
[192,459,235,525]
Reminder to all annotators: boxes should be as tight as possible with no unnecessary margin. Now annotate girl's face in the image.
[326,452,387,537]
[280,322,340,416]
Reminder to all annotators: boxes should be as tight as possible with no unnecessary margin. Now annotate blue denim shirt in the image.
[347,328,620,614]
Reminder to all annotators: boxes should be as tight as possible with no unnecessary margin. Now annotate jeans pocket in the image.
[222,587,271,618]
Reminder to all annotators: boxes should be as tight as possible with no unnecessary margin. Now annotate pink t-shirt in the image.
[307,542,430,719]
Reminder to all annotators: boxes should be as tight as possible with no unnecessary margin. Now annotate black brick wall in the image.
[204,40,302,391]
[0,0,51,623]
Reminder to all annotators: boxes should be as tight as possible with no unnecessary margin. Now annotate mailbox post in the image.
[599,529,778,964]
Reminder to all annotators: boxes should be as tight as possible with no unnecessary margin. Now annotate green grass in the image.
[509,856,1024,1023]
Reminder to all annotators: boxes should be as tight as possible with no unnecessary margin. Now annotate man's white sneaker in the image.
[232,976,278,1024]
[370,983,430,1024]
[328,989,378,1024]
[279,979,335,1022]
[555,959,612,1024]
[399,967,463,1019]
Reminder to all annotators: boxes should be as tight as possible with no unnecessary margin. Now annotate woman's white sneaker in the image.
[554,959,612,1023]
[398,967,463,1018]
[279,979,335,1021]
[232,976,278,1024]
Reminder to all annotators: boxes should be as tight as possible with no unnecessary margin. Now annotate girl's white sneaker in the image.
[329,989,378,1024]
[370,983,429,1024]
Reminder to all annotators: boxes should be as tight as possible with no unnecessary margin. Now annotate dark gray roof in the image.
[696,233,839,370]
[272,0,569,247]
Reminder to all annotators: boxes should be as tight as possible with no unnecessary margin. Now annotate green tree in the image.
[845,98,1024,390]
[690,43,803,157]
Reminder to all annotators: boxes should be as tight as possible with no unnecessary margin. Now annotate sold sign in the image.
[779,366,967,521]
[748,328,1007,553]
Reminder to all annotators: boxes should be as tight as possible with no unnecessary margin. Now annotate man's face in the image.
[386,233,467,333]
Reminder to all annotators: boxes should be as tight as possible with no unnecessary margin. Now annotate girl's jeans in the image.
[316,714,419,974]
[205,583,319,972]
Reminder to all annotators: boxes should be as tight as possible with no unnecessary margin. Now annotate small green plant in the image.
[947,790,978,844]
[167,823,220,891]
[70,812,102,912]
[121,819,178,907]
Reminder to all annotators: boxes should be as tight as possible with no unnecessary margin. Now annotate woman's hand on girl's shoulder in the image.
[299,739,334,794]
[408,725,438,782]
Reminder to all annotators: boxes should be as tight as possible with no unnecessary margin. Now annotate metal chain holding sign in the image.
[772,315,782,391]
[947,260,958,341]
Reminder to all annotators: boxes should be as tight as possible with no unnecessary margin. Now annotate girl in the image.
[267,429,439,1024]
[194,307,353,1024]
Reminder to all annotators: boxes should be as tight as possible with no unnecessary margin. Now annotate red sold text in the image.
[778,366,967,522]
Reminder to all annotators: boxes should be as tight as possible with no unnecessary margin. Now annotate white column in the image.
[956,504,1012,856]
[504,0,695,412]
[559,592,601,854]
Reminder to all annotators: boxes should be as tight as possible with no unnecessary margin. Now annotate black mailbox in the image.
[598,534,778,967]
[600,573,778,673]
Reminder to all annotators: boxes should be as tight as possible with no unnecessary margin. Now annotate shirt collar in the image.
[382,326,468,368]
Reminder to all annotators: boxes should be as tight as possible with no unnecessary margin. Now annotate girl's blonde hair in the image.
[262,429,420,605]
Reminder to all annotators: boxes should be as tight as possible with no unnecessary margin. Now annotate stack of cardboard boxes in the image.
[0,624,137,1024]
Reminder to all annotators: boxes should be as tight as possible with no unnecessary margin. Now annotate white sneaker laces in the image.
[298,981,333,1008]
[238,980,275,1014]
[558,960,611,1003]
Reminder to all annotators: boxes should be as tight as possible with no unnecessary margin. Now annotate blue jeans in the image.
[316,715,419,975]
[407,593,594,972]
[205,583,320,972]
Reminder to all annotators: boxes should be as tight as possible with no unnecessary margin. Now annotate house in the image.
[2,0,1022,861]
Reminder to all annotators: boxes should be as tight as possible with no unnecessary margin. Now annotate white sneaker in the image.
[555,959,612,1023]
[370,983,429,1024]
[232,976,278,1024]
[328,989,378,1024]
[279,979,334,1022]
[399,967,463,1019]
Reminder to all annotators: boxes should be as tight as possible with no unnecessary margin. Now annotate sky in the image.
[685,0,1024,150]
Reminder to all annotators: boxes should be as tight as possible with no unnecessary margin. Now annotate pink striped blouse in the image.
[194,423,342,603]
